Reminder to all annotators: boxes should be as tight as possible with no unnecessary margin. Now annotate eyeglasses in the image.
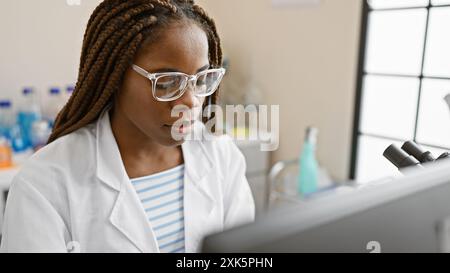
[132,64,226,102]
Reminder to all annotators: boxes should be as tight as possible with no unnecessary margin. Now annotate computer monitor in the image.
[202,159,450,253]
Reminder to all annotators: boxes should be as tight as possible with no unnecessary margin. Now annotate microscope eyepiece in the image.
[383,141,450,173]
[401,141,435,163]
[383,144,421,170]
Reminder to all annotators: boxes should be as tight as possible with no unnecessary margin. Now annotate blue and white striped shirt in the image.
[131,165,185,253]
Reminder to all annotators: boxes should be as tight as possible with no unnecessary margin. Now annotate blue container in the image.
[0,100,13,139]
[17,88,42,149]
[18,111,40,149]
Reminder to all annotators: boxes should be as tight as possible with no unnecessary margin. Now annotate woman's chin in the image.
[155,127,185,147]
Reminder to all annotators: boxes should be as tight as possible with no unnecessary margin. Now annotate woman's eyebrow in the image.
[196,64,210,72]
[153,64,210,73]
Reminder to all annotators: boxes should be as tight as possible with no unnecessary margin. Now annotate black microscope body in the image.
[383,141,450,172]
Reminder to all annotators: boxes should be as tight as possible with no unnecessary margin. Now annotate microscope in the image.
[383,141,450,172]
[384,94,450,172]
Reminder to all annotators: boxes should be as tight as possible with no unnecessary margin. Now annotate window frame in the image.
[350,0,450,179]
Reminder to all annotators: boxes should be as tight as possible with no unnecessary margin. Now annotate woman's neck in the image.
[109,109,184,179]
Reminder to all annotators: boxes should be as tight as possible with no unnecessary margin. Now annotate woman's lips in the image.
[164,120,195,134]
[164,120,195,127]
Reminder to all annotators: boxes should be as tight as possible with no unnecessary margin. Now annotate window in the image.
[351,0,450,182]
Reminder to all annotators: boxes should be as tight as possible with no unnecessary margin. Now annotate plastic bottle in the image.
[66,85,75,102]
[0,136,13,169]
[44,87,65,127]
[0,101,14,169]
[0,100,15,140]
[31,120,52,151]
[298,126,319,197]
[17,88,42,149]
[9,122,27,153]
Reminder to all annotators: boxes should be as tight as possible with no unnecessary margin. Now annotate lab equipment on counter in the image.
[1,84,73,156]
[0,101,14,141]
[383,94,450,173]
[401,141,436,163]
[62,85,74,110]
[17,88,41,149]
[44,87,66,127]
[0,100,24,153]
[266,157,335,212]
[0,137,13,169]
[31,120,52,151]
[66,85,74,98]
[383,141,450,173]
[298,126,319,196]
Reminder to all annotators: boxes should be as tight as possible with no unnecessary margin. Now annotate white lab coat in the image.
[0,109,255,253]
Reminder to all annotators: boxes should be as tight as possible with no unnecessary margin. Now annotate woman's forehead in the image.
[136,22,210,74]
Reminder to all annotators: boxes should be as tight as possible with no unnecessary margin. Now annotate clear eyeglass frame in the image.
[132,64,226,102]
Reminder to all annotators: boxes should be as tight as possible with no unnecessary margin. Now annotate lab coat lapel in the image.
[182,135,217,253]
[95,109,159,253]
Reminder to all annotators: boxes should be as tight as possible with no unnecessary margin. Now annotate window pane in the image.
[360,75,419,139]
[423,7,450,78]
[416,79,450,148]
[365,9,427,76]
[368,0,429,9]
[431,0,450,5]
[356,135,403,183]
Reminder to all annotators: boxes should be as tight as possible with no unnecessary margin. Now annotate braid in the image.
[68,10,157,117]
[49,0,223,143]
[54,16,158,132]
[79,3,155,83]
[154,0,178,13]
[54,36,144,138]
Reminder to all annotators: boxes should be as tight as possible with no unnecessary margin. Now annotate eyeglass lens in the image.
[154,70,223,100]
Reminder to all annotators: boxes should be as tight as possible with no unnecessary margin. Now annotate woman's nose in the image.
[173,82,200,109]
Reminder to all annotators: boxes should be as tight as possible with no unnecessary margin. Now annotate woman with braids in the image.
[1,0,254,253]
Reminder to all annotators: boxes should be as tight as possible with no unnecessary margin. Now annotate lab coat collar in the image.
[181,124,216,252]
[95,108,216,252]
[95,108,124,192]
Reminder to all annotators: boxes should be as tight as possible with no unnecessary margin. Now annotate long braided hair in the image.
[48,0,222,143]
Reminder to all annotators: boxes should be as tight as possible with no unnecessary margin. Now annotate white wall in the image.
[196,0,363,181]
[0,0,102,107]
